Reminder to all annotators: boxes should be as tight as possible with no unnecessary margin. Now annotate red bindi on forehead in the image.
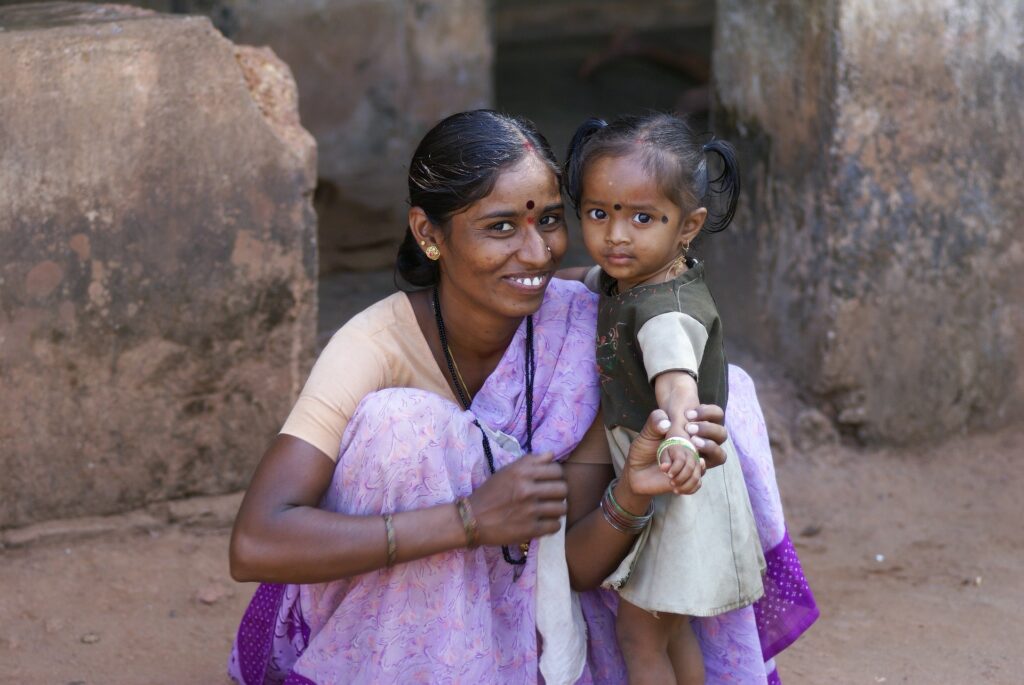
[526,200,535,210]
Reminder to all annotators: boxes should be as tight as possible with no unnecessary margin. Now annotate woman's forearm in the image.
[230,501,469,584]
[563,464,652,590]
[229,436,470,584]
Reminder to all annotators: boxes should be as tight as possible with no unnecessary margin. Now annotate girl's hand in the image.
[622,410,701,496]
[682,404,728,470]
[659,433,702,495]
[468,452,568,545]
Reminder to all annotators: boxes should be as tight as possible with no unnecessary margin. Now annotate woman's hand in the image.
[622,410,700,496]
[683,404,728,469]
[468,452,568,545]
[621,403,729,496]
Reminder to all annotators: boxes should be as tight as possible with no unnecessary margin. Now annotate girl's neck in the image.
[617,254,689,292]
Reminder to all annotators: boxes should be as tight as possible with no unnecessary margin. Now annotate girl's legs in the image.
[617,600,704,685]
[667,618,705,685]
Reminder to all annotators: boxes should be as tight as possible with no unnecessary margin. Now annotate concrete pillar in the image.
[0,3,318,527]
[708,0,1024,443]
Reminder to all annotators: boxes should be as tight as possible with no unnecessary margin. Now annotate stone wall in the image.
[140,0,493,272]
[0,0,494,272]
[0,3,318,528]
[494,0,713,43]
[708,0,1024,443]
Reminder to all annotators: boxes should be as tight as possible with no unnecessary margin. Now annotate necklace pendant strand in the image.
[432,288,534,574]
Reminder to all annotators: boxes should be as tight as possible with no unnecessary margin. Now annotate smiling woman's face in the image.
[434,153,567,320]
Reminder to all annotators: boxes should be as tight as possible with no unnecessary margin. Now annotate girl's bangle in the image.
[600,478,653,535]
[455,496,480,548]
[656,436,699,466]
[382,513,397,567]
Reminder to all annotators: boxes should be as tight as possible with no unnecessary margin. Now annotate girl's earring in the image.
[425,245,441,261]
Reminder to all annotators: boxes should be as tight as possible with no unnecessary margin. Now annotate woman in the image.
[228,110,814,684]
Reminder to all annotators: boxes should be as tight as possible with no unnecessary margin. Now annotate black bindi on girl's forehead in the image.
[613,203,622,211]
[661,215,669,223]
[526,200,535,210]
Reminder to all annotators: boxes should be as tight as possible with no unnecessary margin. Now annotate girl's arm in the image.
[230,436,570,584]
[653,370,705,485]
[563,408,727,590]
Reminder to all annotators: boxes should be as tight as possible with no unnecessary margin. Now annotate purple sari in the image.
[228,280,817,684]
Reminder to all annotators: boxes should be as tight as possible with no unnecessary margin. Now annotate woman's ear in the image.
[409,207,441,249]
[679,207,707,248]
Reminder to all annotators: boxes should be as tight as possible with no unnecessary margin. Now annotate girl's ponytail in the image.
[564,117,608,215]
[700,139,741,233]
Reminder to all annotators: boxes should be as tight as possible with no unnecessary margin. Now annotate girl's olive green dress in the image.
[588,262,765,616]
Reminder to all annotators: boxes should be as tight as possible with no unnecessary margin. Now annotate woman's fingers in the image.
[629,409,671,468]
[527,456,567,481]
[466,451,573,545]
[530,479,569,501]
[534,499,569,519]
[686,403,724,425]
[638,409,671,440]
[682,404,728,469]
[690,429,726,468]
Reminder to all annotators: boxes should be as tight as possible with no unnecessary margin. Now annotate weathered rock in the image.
[89,0,493,272]
[165,491,243,528]
[708,0,1024,443]
[794,408,839,452]
[0,3,317,528]
[494,0,713,43]
[0,510,164,548]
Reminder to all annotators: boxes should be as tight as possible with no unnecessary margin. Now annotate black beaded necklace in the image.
[432,287,534,567]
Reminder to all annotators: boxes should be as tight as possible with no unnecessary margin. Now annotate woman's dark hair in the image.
[564,113,740,234]
[395,109,561,288]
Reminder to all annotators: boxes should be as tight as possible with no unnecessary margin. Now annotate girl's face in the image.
[430,153,568,320]
[579,152,704,291]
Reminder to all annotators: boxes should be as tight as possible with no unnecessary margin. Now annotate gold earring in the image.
[425,245,441,261]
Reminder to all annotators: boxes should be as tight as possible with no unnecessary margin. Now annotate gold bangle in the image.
[455,497,480,548]
[382,513,397,567]
[656,436,699,465]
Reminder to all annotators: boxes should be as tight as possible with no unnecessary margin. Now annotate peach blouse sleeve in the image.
[279,325,388,462]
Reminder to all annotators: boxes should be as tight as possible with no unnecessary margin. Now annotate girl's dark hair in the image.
[395,109,561,288]
[564,113,740,234]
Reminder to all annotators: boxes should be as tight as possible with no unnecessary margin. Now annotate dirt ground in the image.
[2,392,1022,684]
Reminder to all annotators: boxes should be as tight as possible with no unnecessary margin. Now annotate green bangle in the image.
[606,478,654,520]
[656,436,699,465]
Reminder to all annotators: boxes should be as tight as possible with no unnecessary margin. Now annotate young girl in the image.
[563,113,766,684]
